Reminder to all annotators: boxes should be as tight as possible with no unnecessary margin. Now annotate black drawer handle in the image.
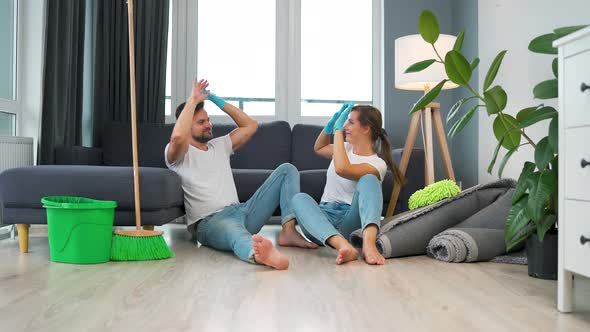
[581,159,590,168]
[581,235,590,245]
[582,83,590,92]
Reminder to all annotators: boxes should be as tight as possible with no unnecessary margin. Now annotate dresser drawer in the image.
[564,49,590,128]
[564,127,590,201]
[563,200,590,277]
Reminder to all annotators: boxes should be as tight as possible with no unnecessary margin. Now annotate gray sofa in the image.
[0,121,425,252]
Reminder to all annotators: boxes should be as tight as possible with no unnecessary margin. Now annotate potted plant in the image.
[405,10,586,279]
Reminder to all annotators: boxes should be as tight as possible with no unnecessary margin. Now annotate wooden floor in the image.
[1,224,590,332]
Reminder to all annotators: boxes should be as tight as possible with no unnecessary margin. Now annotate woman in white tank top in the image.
[291,104,404,265]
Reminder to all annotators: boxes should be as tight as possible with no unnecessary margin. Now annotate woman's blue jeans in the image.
[291,174,383,246]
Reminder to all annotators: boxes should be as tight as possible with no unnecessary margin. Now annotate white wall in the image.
[16,0,47,165]
[478,0,589,183]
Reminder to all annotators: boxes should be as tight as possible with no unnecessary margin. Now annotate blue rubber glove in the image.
[203,89,225,109]
[324,103,349,134]
[333,103,354,132]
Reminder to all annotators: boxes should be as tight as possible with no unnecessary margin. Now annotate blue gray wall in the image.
[450,0,478,188]
[384,0,478,188]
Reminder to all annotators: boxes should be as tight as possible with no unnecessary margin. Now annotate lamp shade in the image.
[395,34,459,91]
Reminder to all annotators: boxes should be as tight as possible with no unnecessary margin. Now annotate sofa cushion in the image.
[232,169,273,202]
[291,124,331,170]
[219,121,292,169]
[0,166,184,211]
[102,122,174,168]
[300,169,327,201]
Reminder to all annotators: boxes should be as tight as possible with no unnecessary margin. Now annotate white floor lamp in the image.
[386,34,459,217]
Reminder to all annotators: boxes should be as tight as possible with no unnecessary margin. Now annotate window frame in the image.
[0,0,18,133]
[166,0,383,126]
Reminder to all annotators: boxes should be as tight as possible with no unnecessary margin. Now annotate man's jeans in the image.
[196,163,299,263]
[291,174,383,246]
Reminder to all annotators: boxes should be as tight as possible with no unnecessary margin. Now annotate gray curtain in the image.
[39,0,86,165]
[92,0,169,148]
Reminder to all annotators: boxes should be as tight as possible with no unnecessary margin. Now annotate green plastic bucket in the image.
[42,196,117,264]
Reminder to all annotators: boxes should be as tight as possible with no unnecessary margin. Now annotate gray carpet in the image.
[490,249,527,265]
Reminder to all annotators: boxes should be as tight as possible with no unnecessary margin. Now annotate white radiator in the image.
[0,136,34,172]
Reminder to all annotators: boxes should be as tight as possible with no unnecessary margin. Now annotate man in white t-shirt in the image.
[165,79,317,270]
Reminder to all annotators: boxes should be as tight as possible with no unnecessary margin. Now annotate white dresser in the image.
[556,26,590,313]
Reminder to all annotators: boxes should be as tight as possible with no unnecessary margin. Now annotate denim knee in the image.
[291,192,313,208]
[357,174,380,190]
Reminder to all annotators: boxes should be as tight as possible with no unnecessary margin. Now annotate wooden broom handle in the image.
[127,0,142,230]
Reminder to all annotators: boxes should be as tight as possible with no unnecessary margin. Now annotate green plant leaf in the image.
[535,137,554,170]
[405,59,437,73]
[444,50,472,85]
[518,106,557,128]
[534,79,558,99]
[446,98,464,125]
[453,30,465,51]
[536,214,556,242]
[554,25,587,37]
[526,170,557,222]
[484,86,508,114]
[505,196,534,251]
[419,10,439,44]
[448,104,477,139]
[499,146,518,178]
[487,136,505,175]
[549,117,558,154]
[409,79,448,114]
[470,57,480,71]
[493,114,521,150]
[483,50,507,91]
[552,58,558,78]
[551,156,558,176]
[512,162,536,204]
[516,106,540,124]
[446,97,475,124]
[528,33,558,55]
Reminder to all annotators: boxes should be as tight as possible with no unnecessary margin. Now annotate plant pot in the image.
[526,232,557,280]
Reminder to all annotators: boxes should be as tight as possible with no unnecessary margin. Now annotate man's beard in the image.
[193,132,213,143]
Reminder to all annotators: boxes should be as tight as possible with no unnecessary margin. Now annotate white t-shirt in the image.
[320,143,388,205]
[165,135,239,226]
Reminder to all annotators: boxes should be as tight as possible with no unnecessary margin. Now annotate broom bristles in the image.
[110,233,173,261]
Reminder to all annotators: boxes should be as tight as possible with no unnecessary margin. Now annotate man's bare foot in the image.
[335,245,359,265]
[252,234,289,270]
[278,227,318,249]
[362,244,385,265]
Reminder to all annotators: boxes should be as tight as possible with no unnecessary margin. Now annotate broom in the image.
[110,0,173,261]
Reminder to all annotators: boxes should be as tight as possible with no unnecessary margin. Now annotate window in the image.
[0,111,16,136]
[167,0,382,124]
[197,0,275,116]
[0,0,17,101]
[0,0,18,136]
[300,0,373,116]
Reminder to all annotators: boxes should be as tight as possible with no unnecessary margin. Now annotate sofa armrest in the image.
[54,146,103,165]
[382,148,425,214]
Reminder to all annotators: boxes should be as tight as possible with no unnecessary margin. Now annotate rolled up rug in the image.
[426,228,506,262]
[349,179,517,260]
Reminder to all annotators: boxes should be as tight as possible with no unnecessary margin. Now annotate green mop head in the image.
[110,229,174,261]
[408,179,461,210]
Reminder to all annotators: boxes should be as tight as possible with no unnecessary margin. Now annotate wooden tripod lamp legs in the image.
[385,103,456,218]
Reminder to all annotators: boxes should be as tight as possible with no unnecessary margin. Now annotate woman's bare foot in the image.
[362,243,385,265]
[327,235,359,265]
[336,245,359,265]
[252,234,289,270]
[278,222,318,249]
[362,224,385,265]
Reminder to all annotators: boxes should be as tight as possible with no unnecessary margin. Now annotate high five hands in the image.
[324,103,354,134]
